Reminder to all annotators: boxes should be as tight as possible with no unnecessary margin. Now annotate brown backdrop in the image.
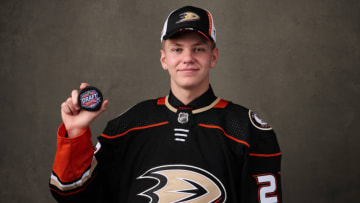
[1,0,359,202]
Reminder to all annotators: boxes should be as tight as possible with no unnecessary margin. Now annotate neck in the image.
[170,83,210,105]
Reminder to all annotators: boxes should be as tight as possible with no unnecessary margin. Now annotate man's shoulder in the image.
[225,101,249,112]
[217,99,249,120]
[103,97,167,136]
[112,97,165,120]
[214,99,278,151]
[225,101,274,130]
[128,98,160,112]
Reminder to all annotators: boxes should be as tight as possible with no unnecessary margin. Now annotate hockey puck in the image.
[78,86,103,111]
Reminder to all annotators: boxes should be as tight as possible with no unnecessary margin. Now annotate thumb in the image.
[98,99,109,113]
[82,99,108,125]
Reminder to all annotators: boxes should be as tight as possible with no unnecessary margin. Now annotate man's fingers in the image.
[99,99,109,113]
[80,82,89,90]
[71,90,80,110]
[61,101,72,115]
[66,97,79,115]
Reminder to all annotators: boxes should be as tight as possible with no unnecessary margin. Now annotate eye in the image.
[194,47,205,52]
[171,48,182,52]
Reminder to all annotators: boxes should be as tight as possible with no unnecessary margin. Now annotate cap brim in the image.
[162,27,212,42]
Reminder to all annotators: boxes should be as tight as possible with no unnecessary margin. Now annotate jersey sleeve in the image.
[245,110,282,203]
[49,123,116,202]
[49,123,97,202]
[49,102,143,202]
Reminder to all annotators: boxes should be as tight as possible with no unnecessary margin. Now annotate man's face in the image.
[160,31,218,92]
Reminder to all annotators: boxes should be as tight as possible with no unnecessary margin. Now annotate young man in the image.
[50,6,282,202]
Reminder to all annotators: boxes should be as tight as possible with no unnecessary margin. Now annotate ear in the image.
[210,47,219,68]
[160,49,168,70]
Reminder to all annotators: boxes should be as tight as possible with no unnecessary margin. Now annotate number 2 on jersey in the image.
[254,174,278,203]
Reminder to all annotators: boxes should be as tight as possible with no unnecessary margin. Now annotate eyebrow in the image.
[170,40,208,47]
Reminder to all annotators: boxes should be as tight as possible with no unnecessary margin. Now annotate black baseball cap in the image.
[161,6,216,43]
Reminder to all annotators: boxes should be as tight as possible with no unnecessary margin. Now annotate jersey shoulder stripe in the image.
[101,121,169,139]
[198,123,250,147]
[102,99,168,137]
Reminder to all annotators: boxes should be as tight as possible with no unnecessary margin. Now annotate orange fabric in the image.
[213,99,229,108]
[206,11,212,36]
[157,97,166,105]
[249,152,282,157]
[198,124,250,148]
[197,31,211,41]
[53,123,94,182]
[101,121,169,139]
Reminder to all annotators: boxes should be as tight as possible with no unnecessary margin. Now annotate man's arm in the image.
[244,110,282,203]
[49,83,108,202]
[49,124,98,202]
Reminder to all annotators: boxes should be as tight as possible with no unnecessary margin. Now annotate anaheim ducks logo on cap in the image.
[138,164,227,202]
[176,12,200,24]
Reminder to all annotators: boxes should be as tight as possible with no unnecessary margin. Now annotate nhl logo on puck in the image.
[78,86,103,111]
[178,112,189,124]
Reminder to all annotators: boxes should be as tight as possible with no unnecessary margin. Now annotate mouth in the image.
[177,68,199,73]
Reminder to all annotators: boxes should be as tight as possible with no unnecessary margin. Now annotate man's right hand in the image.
[61,83,108,138]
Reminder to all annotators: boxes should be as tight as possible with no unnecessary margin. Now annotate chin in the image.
[172,77,207,91]
[178,81,201,90]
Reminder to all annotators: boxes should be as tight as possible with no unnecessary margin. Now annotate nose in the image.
[182,49,194,64]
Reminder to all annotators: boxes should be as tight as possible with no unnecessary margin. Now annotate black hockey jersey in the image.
[50,87,282,202]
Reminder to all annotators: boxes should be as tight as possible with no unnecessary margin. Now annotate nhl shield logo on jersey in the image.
[137,164,227,203]
[249,110,272,131]
[178,112,189,124]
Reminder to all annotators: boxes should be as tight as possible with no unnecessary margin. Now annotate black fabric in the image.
[168,85,216,109]
[51,92,282,202]
[163,6,213,42]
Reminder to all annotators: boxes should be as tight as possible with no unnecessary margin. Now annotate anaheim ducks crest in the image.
[138,164,227,202]
[176,12,200,24]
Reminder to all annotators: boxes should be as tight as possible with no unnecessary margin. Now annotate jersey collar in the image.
[168,85,216,109]
[165,85,221,114]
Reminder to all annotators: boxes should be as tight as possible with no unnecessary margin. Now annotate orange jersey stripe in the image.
[198,124,250,148]
[157,97,166,105]
[213,99,229,108]
[101,121,169,139]
[249,152,282,157]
